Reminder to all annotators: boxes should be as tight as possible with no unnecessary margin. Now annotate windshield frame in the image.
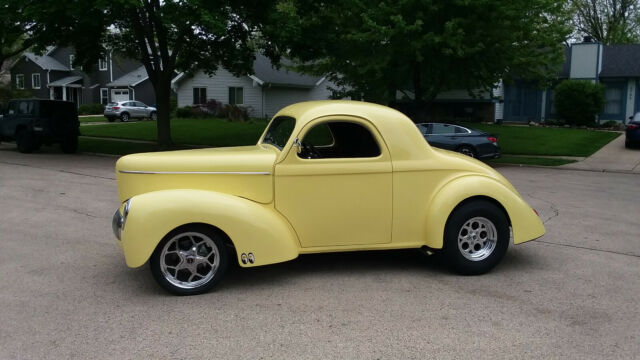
[259,116,297,150]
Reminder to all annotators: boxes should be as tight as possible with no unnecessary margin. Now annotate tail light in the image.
[487,136,498,143]
[628,124,639,130]
[113,106,120,110]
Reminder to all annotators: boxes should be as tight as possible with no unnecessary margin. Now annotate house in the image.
[10,47,157,107]
[503,39,640,124]
[172,55,337,118]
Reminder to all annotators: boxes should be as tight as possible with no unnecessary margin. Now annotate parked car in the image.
[416,123,501,159]
[0,99,79,153]
[112,101,545,295]
[104,101,157,122]
[625,113,640,148]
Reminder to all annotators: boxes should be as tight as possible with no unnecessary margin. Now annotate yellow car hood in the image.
[115,145,277,203]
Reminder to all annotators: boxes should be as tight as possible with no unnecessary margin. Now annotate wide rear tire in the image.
[442,199,510,275]
[61,135,78,153]
[16,129,36,153]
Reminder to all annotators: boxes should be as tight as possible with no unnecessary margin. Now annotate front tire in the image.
[625,140,632,149]
[150,111,157,121]
[150,225,229,295]
[443,200,510,275]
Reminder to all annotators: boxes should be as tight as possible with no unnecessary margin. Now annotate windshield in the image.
[261,116,296,150]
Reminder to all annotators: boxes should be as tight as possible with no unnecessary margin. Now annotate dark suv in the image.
[0,99,79,153]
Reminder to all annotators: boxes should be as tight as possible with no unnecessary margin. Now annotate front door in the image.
[275,116,393,248]
[504,81,541,122]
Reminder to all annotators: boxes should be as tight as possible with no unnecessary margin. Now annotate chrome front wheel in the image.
[150,226,229,295]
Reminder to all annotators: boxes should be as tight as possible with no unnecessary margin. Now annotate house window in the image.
[99,57,108,71]
[193,87,207,105]
[16,74,24,89]
[69,55,82,70]
[603,85,623,115]
[32,74,41,89]
[100,88,109,104]
[228,87,244,105]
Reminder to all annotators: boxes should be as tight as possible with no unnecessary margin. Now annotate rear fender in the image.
[120,189,300,268]
[424,175,545,249]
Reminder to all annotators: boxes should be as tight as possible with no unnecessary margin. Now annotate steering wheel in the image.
[301,140,321,159]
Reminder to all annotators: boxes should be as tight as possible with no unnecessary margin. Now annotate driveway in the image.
[0,146,638,359]
[561,134,640,173]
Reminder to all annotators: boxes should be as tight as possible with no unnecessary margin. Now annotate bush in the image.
[176,106,197,118]
[77,103,105,115]
[555,80,605,126]
[225,104,250,122]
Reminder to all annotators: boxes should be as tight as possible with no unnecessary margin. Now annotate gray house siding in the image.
[11,58,48,99]
[263,81,334,118]
[176,69,263,116]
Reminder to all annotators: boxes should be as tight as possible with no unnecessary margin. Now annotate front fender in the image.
[120,189,300,268]
[424,175,545,249]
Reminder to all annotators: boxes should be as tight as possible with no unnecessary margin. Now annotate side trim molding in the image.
[119,170,271,175]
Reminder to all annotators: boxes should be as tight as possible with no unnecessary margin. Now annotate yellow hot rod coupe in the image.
[112,100,545,295]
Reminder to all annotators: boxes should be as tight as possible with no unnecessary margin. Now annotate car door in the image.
[274,116,392,248]
[135,101,149,117]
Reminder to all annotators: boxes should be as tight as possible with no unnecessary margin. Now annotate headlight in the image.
[112,198,132,240]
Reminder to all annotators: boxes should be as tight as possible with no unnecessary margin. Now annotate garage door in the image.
[111,89,129,103]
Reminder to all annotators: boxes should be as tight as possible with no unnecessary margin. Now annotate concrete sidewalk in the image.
[561,134,640,173]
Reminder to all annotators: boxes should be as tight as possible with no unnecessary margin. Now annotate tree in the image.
[571,0,640,44]
[26,0,278,148]
[1,0,32,73]
[266,0,571,109]
[555,80,605,125]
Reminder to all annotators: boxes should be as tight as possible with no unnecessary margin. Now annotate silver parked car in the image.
[104,101,157,122]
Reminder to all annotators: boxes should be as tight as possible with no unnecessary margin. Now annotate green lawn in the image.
[80,117,269,147]
[488,155,576,166]
[461,122,620,157]
[77,117,620,166]
[79,116,108,123]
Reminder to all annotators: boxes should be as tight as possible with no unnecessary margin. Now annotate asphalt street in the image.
[0,145,638,359]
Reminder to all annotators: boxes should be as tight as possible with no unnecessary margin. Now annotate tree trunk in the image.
[153,75,173,149]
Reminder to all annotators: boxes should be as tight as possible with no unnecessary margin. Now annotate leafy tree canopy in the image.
[571,0,640,44]
[24,0,279,148]
[267,0,571,106]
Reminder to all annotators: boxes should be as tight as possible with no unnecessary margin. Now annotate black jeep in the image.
[0,99,79,153]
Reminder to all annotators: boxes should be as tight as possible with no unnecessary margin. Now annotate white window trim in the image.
[31,73,41,89]
[16,74,24,89]
[100,88,109,104]
[69,55,75,70]
[99,57,108,71]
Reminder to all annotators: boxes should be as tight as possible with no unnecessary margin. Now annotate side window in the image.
[431,123,453,134]
[417,123,431,135]
[299,121,381,159]
[135,101,146,107]
[18,101,34,115]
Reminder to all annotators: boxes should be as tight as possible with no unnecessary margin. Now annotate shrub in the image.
[554,80,605,126]
[78,103,105,115]
[225,104,250,122]
[176,106,196,118]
